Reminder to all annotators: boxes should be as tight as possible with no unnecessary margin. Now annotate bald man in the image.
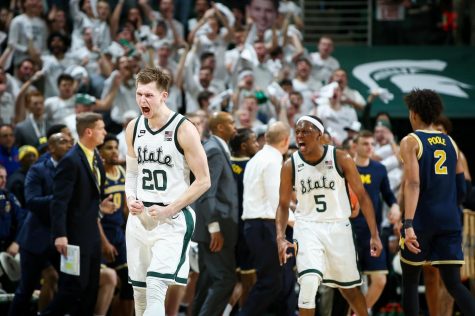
[192,112,239,316]
[239,122,295,315]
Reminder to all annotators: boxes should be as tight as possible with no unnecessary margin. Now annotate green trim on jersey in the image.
[145,112,178,135]
[298,145,328,166]
[291,154,295,191]
[132,116,141,148]
[174,116,186,155]
[333,147,344,178]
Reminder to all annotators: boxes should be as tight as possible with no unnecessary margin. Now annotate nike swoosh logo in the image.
[138,134,144,137]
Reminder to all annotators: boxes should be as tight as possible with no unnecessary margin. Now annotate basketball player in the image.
[98,134,134,315]
[275,115,382,316]
[125,68,211,316]
[399,89,475,316]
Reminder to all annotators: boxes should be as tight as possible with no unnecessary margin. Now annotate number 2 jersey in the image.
[292,145,352,222]
[408,130,460,231]
[133,112,190,204]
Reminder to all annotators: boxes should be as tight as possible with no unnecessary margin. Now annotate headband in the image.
[297,116,325,134]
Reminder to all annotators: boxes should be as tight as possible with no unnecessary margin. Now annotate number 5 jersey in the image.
[291,145,353,222]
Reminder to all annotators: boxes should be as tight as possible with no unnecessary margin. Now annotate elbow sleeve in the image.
[125,155,138,201]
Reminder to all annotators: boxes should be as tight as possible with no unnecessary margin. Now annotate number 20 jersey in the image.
[133,112,190,204]
[292,145,352,222]
[409,130,460,231]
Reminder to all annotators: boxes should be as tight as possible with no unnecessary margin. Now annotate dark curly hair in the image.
[230,128,255,156]
[434,114,453,134]
[404,89,444,125]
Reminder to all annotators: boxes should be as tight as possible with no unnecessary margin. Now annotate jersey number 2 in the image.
[142,169,167,191]
[434,150,448,175]
[314,195,327,212]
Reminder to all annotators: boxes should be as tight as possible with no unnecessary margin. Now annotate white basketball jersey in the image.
[292,145,351,222]
[133,112,190,204]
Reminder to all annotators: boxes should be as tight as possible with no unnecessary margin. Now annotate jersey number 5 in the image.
[314,195,327,212]
[142,169,167,191]
[434,150,448,175]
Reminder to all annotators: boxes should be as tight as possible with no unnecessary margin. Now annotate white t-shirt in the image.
[102,71,139,124]
[0,92,15,124]
[41,53,77,98]
[44,96,76,125]
[8,14,48,66]
[292,77,322,115]
[316,101,358,144]
[309,52,340,84]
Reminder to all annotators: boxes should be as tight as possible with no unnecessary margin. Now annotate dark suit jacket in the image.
[50,144,105,255]
[193,136,238,245]
[14,117,47,148]
[17,157,56,254]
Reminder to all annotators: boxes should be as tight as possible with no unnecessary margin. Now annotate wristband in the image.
[403,219,413,229]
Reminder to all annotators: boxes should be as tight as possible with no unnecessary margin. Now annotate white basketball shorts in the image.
[126,206,195,288]
[294,219,362,288]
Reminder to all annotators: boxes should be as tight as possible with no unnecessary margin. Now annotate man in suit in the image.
[40,112,115,316]
[192,111,238,316]
[14,90,48,148]
[9,132,73,315]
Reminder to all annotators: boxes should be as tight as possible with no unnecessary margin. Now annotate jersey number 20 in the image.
[434,150,448,175]
[142,169,167,191]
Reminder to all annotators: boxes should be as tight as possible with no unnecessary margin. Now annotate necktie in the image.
[92,153,100,189]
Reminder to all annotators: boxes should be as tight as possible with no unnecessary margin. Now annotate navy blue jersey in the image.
[351,160,396,234]
[410,130,460,231]
[231,157,250,218]
[101,166,126,229]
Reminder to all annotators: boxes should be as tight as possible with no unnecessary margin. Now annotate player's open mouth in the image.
[141,106,151,114]
[298,142,306,150]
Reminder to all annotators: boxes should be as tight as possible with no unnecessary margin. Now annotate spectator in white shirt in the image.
[310,36,340,84]
[187,0,210,33]
[8,0,47,66]
[101,56,138,126]
[316,84,358,146]
[241,121,293,315]
[44,74,76,125]
[41,33,76,98]
[6,58,36,99]
[154,41,178,76]
[140,0,184,44]
[331,69,367,111]
[292,57,322,115]
[0,67,15,124]
[116,110,137,163]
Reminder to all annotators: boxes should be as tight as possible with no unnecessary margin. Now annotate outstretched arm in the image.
[338,149,382,257]
[276,159,294,265]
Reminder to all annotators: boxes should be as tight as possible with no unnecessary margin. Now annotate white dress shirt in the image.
[242,144,283,220]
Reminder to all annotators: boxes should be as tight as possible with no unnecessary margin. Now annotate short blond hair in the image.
[136,67,171,92]
[76,112,103,137]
